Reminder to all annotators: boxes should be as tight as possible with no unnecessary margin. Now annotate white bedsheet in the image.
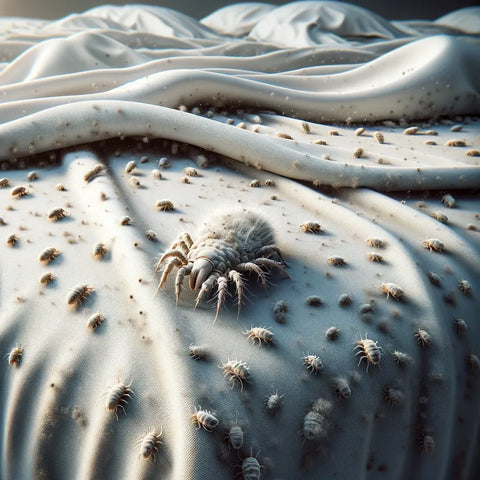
[0,3,479,479]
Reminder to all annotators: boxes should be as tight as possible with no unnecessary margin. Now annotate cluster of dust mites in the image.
[3,136,478,478]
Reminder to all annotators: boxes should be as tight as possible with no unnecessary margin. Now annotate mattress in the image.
[0,2,479,479]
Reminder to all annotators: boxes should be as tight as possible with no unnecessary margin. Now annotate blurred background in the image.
[0,0,477,21]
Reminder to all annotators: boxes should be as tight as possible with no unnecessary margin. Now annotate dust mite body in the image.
[154,209,288,319]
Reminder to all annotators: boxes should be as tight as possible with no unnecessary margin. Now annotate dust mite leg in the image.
[175,263,192,303]
[228,270,244,317]
[252,257,290,278]
[156,257,182,291]
[155,249,188,274]
[194,272,221,308]
[181,232,193,248]
[236,262,267,289]
[155,231,191,273]
[177,239,190,255]
[256,244,287,264]
[215,275,229,321]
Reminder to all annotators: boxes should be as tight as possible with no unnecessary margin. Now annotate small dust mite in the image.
[303,410,327,440]
[303,354,323,374]
[84,164,104,183]
[155,200,174,211]
[187,344,208,360]
[120,216,132,225]
[327,256,345,266]
[47,207,68,221]
[422,238,444,252]
[415,328,431,347]
[192,408,218,431]
[332,377,351,399]
[125,160,136,174]
[40,272,55,285]
[6,233,18,246]
[242,456,261,480]
[105,381,133,419]
[221,359,250,390]
[86,312,104,330]
[300,221,321,233]
[367,252,384,263]
[392,350,412,367]
[38,247,60,264]
[228,425,243,449]
[355,335,382,371]
[379,282,404,300]
[10,186,28,198]
[7,346,23,366]
[244,327,274,345]
[92,242,107,259]
[366,237,384,248]
[66,284,94,308]
[265,392,283,413]
[138,429,163,460]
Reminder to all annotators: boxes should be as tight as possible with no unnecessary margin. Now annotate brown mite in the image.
[38,247,61,264]
[66,284,94,309]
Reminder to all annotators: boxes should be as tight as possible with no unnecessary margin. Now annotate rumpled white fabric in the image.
[0,2,479,189]
[0,2,479,480]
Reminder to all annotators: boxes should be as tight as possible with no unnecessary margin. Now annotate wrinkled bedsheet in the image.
[0,2,479,479]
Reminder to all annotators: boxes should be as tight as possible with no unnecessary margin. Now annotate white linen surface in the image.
[0,3,479,479]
